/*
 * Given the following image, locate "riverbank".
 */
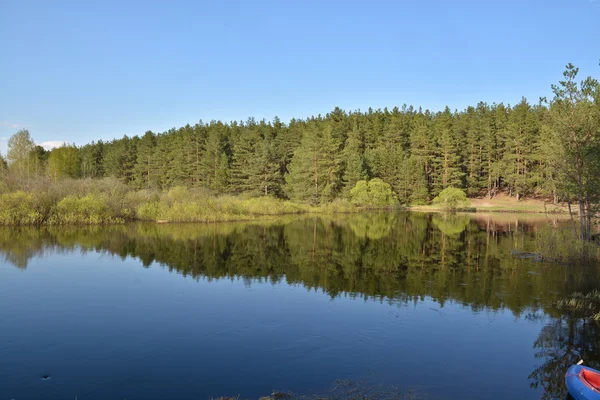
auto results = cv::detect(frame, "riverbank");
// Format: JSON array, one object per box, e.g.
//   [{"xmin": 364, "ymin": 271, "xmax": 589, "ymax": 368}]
[
  {"xmin": 0, "ymin": 187, "xmax": 369, "ymax": 226},
  {"xmin": 409, "ymin": 193, "xmax": 569, "ymax": 214},
  {"xmin": 0, "ymin": 193, "xmax": 569, "ymax": 226},
  {"xmin": 0, "ymin": 179, "xmax": 571, "ymax": 226}
]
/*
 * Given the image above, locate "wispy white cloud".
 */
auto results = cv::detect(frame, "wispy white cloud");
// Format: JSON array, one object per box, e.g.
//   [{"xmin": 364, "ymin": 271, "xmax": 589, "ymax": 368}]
[
  {"xmin": 0, "ymin": 121, "xmax": 21, "ymax": 129},
  {"xmin": 39, "ymin": 141, "xmax": 65, "ymax": 151}
]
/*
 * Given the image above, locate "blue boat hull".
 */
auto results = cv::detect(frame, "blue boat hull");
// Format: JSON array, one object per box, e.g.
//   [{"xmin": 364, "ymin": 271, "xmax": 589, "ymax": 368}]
[{"xmin": 566, "ymin": 365, "xmax": 600, "ymax": 400}]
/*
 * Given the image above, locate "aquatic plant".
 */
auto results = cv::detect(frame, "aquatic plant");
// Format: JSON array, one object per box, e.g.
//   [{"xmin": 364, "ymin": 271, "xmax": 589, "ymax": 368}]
[{"xmin": 557, "ymin": 291, "xmax": 600, "ymax": 320}]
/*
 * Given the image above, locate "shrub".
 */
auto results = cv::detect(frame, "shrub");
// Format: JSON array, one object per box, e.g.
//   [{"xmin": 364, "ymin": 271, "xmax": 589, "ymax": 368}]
[
  {"xmin": 137, "ymin": 201, "xmax": 162, "ymax": 221},
  {"xmin": 534, "ymin": 225, "xmax": 600, "ymax": 265},
  {"xmin": 51, "ymin": 194, "xmax": 118, "ymax": 224},
  {"xmin": 0, "ymin": 191, "xmax": 44, "ymax": 225},
  {"xmin": 350, "ymin": 179, "xmax": 397, "ymax": 207},
  {"xmin": 432, "ymin": 187, "xmax": 470, "ymax": 211},
  {"xmin": 322, "ymin": 198, "xmax": 356, "ymax": 213}
]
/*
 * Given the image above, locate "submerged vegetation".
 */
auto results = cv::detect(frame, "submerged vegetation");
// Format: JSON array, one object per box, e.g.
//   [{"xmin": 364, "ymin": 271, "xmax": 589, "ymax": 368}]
[
  {"xmin": 0, "ymin": 64, "xmax": 598, "ymax": 228},
  {"xmin": 557, "ymin": 291, "xmax": 600, "ymax": 320},
  {"xmin": 216, "ymin": 380, "xmax": 426, "ymax": 400},
  {"xmin": 533, "ymin": 226, "xmax": 600, "ymax": 265}
]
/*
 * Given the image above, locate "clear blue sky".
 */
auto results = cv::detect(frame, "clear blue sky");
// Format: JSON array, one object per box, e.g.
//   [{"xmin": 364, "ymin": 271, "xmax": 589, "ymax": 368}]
[{"xmin": 0, "ymin": 0, "xmax": 599, "ymax": 154}]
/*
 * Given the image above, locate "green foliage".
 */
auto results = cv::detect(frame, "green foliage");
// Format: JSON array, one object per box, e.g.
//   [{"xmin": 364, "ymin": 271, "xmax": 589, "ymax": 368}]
[
  {"xmin": 0, "ymin": 191, "xmax": 44, "ymax": 225},
  {"xmin": 51, "ymin": 194, "xmax": 118, "ymax": 224},
  {"xmin": 7, "ymin": 129, "xmax": 42, "ymax": 180},
  {"xmin": 1, "ymin": 64, "xmax": 598, "ymax": 220},
  {"xmin": 286, "ymin": 122, "xmax": 343, "ymax": 205},
  {"xmin": 148, "ymin": 191, "xmax": 311, "ymax": 223},
  {"xmin": 432, "ymin": 187, "xmax": 470, "ymax": 211},
  {"xmin": 349, "ymin": 178, "xmax": 397, "ymax": 207},
  {"xmin": 543, "ymin": 64, "xmax": 600, "ymax": 240},
  {"xmin": 47, "ymin": 144, "xmax": 80, "ymax": 180},
  {"xmin": 80, "ymin": 141, "xmax": 105, "ymax": 179},
  {"xmin": 136, "ymin": 201, "xmax": 162, "ymax": 221},
  {"xmin": 431, "ymin": 214, "xmax": 470, "ymax": 236},
  {"xmin": 533, "ymin": 225, "xmax": 600, "ymax": 265}
]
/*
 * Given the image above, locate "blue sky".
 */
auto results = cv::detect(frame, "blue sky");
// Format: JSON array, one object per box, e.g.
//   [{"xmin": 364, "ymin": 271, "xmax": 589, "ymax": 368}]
[{"xmin": 0, "ymin": 0, "xmax": 599, "ymax": 155}]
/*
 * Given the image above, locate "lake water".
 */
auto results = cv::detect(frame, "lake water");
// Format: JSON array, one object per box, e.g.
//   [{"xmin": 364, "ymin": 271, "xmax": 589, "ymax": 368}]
[{"xmin": 0, "ymin": 212, "xmax": 598, "ymax": 400}]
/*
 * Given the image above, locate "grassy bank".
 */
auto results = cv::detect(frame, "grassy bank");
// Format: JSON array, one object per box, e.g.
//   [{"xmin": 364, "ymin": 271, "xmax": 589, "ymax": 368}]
[
  {"xmin": 0, "ymin": 178, "xmax": 376, "ymax": 226},
  {"xmin": 409, "ymin": 193, "xmax": 569, "ymax": 214},
  {"xmin": 0, "ymin": 177, "xmax": 575, "ymax": 226}
]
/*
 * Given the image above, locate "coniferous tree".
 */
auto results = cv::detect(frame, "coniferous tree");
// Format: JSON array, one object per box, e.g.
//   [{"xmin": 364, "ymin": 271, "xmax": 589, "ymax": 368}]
[
  {"xmin": 286, "ymin": 121, "xmax": 342, "ymax": 204},
  {"xmin": 409, "ymin": 110, "xmax": 434, "ymax": 197},
  {"xmin": 433, "ymin": 107, "xmax": 464, "ymax": 193},
  {"xmin": 501, "ymin": 98, "xmax": 539, "ymax": 200},
  {"xmin": 542, "ymin": 64, "xmax": 600, "ymax": 240},
  {"xmin": 229, "ymin": 119, "xmax": 260, "ymax": 194},
  {"xmin": 342, "ymin": 118, "xmax": 368, "ymax": 196},
  {"xmin": 198, "ymin": 121, "xmax": 230, "ymax": 193},
  {"xmin": 102, "ymin": 136, "xmax": 136, "ymax": 184},
  {"xmin": 80, "ymin": 141, "xmax": 105, "ymax": 179},
  {"xmin": 8, "ymin": 63, "xmax": 592, "ymax": 211},
  {"xmin": 133, "ymin": 131, "xmax": 157, "ymax": 189}
]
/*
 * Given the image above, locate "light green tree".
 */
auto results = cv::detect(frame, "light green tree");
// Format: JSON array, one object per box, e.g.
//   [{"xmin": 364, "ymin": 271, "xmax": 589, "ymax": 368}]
[
  {"xmin": 349, "ymin": 178, "xmax": 397, "ymax": 207},
  {"xmin": 433, "ymin": 187, "xmax": 470, "ymax": 211},
  {"xmin": 47, "ymin": 144, "xmax": 80, "ymax": 180},
  {"xmin": 7, "ymin": 129, "xmax": 36, "ymax": 180}
]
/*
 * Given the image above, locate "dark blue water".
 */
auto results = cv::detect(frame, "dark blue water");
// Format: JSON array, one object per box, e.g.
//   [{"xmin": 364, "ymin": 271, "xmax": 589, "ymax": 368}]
[{"xmin": 0, "ymin": 214, "xmax": 596, "ymax": 400}]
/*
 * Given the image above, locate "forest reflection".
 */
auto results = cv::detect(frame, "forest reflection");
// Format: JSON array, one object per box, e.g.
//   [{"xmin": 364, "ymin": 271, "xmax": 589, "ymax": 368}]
[
  {"xmin": 0, "ymin": 213, "xmax": 593, "ymax": 309},
  {"xmin": 1, "ymin": 212, "xmax": 598, "ymax": 399}
]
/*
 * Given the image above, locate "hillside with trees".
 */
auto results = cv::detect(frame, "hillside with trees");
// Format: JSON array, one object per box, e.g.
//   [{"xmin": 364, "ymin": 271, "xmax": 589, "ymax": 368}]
[{"xmin": 0, "ymin": 64, "xmax": 599, "ymax": 233}]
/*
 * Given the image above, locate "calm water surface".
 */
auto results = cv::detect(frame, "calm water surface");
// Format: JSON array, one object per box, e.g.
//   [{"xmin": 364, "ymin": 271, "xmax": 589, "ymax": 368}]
[{"xmin": 0, "ymin": 212, "xmax": 598, "ymax": 400}]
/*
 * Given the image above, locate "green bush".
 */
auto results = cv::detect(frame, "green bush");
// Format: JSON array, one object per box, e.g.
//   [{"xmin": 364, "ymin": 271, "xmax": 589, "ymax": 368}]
[
  {"xmin": 0, "ymin": 191, "xmax": 44, "ymax": 225},
  {"xmin": 322, "ymin": 198, "xmax": 356, "ymax": 213},
  {"xmin": 432, "ymin": 187, "xmax": 470, "ymax": 211},
  {"xmin": 51, "ymin": 194, "xmax": 119, "ymax": 224},
  {"xmin": 137, "ymin": 201, "xmax": 162, "ymax": 221},
  {"xmin": 349, "ymin": 179, "xmax": 397, "ymax": 207}
]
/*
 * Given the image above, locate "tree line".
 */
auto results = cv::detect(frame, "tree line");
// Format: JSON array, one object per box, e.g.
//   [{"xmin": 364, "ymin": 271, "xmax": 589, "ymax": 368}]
[{"xmin": 2, "ymin": 64, "xmax": 599, "ymax": 235}]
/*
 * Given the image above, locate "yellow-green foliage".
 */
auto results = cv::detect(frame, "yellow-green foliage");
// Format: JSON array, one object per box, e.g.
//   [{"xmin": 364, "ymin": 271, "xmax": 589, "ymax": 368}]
[
  {"xmin": 320, "ymin": 198, "xmax": 356, "ymax": 213},
  {"xmin": 0, "ymin": 182, "xmax": 361, "ymax": 225},
  {"xmin": 432, "ymin": 187, "xmax": 470, "ymax": 211},
  {"xmin": 50, "ymin": 194, "xmax": 120, "ymax": 225},
  {"xmin": 349, "ymin": 179, "xmax": 397, "ymax": 207},
  {"xmin": 534, "ymin": 225, "xmax": 600, "ymax": 265},
  {"xmin": 0, "ymin": 191, "xmax": 44, "ymax": 225},
  {"xmin": 147, "ymin": 190, "xmax": 312, "ymax": 223},
  {"xmin": 432, "ymin": 214, "xmax": 470, "ymax": 236},
  {"xmin": 137, "ymin": 201, "xmax": 162, "ymax": 221}
]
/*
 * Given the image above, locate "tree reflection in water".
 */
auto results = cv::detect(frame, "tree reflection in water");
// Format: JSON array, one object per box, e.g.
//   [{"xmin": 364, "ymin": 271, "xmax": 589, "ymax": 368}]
[{"xmin": 0, "ymin": 212, "xmax": 598, "ymax": 399}]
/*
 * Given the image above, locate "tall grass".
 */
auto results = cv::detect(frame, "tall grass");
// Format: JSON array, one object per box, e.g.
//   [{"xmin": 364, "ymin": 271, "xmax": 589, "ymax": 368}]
[
  {"xmin": 0, "ymin": 179, "xmax": 366, "ymax": 225},
  {"xmin": 534, "ymin": 225, "xmax": 600, "ymax": 265}
]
